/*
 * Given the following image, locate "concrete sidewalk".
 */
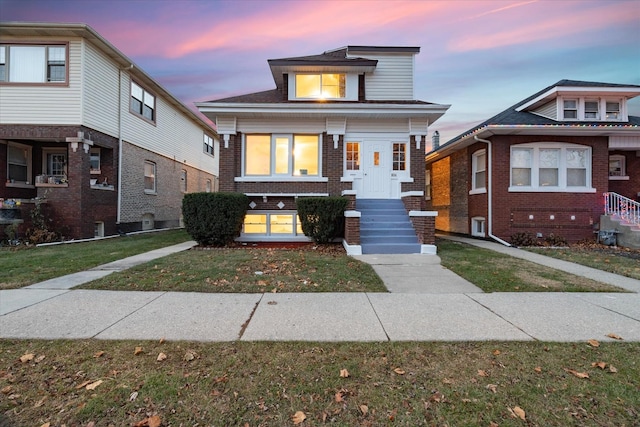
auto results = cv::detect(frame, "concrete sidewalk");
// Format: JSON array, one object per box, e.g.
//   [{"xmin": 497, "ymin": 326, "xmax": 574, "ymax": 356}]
[{"xmin": 1, "ymin": 237, "xmax": 639, "ymax": 342}]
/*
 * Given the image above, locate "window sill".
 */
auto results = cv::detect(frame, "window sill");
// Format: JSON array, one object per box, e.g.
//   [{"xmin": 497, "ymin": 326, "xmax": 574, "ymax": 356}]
[
  {"xmin": 5, "ymin": 182, "xmax": 35, "ymax": 189},
  {"xmin": 236, "ymin": 176, "xmax": 329, "ymax": 183},
  {"xmin": 91, "ymin": 184, "xmax": 115, "ymax": 191},
  {"xmin": 35, "ymin": 183, "xmax": 68, "ymax": 188},
  {"xmin": 144, "ymin": 190, "xmax": 157, "ymax": 195},
  {"xmin": 90, "ymin": 170, "xmax": 101, "ymax": 175},
  {"xmin": 609, "ymin": 176, "xmax": 629, "ymax": 181},
  {"xmin": 508, "ymin": 186, "xmax": 596, "ymax": 193},
  {"xmin": 469, "ymin": 188, "xmax": 487, "ymax": 195}
]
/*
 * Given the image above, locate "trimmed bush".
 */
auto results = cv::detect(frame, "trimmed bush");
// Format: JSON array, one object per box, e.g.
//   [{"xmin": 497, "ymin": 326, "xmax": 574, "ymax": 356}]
[
  {"xmin": 182, "ymin": 192, "xmax": 249, "ymax": 246},
  {"xmin": 296, "ymin": 196, "xmax": 348, "ymax": 244}
]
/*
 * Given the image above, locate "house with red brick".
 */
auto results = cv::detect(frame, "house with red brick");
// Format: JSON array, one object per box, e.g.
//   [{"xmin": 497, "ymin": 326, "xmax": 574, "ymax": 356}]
[
  {"xmin": 425, "ymin": 80, "xmax": 640, "ymax": 248},
  {"xmin": 0, "ymin": 22, "xmax": 219, "ymax": 241},
  {"xmin": 197, "ymin": 46, "xmax": 449, "ymax": 254}
]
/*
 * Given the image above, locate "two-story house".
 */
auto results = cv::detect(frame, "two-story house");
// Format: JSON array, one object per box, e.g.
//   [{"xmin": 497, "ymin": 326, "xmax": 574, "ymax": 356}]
[
  {"xmin": 426, "ymin": 80, "xmax": 640, "ymax": 248},
  {"xmin": 0, "ymin": 22, "xmax": 219, "ymax": 241},
  {"xmin": 197, "ymin": 46, "xmax": 449, "ymax": 254}
]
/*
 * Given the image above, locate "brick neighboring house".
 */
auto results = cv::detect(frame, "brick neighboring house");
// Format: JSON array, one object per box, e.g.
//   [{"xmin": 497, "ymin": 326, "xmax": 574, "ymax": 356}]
[
  {"xmin": 426, "ymin": 80, "xmax": 640, "ymax": 247},
  {"xmin": 196, "ymin": 46, "xmax": 449, "ymax": 254},
  {"xmin": 0, "ymin": 22, "xmax": 219, "ymax": 240}
]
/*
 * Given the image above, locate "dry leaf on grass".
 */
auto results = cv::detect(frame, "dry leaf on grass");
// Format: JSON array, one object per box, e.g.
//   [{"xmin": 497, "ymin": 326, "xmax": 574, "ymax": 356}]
[
  {"xmin": 75, "ymin": 380, "xmax": 92, "ymax": 390},
  {"xmin": 85, "ymin": 380, "xmax": 103, "ymax": 390},
  {"xmin": 564, "ymin": 368, "xmax": 589, "ymax": 379},
  {"xmin": 606, "ymin": 333, "xmax": 623, "ymax": 340},
  {"xmin": 339, "ymin": 368, "xmax": 350, "ymax": 378},
  {"xmin": 134, "ymin": 346, "xmax": 143, "ymax": 355},
  {"xmin": 393, "ymin": 368, "xmax": 405, "ymax": 375},
  {"xmin": 486, "ymin": 384, "xmax": 498, "ymax": 393},
  {"xmin": 477, "ymin": 369, "xmax": 489, "ymax": 377},
  {"xmin": 359, "ymin": 404, "xmax": 369, "ymax": 415},
  {"xmin": 93, "ymin": 351, "xmax": 104, "ymax": 358},
  {"xmin": 19, "ymin": 353, "xmax": 34, "ymax": 363},
  {"xmin": 134, "ymin": 415, "xmax": 161, "ymax": 427},
  {"xmin": 592, "ymin": 361, "xmax": 607, "ymax": 370},
  {"xmin": 292, "ymin": 411, "xmax": 306, "ymax": 424},
  {"xmin": 587, "ymin": 339, "xmax": 600, "ymax": 347},
  {"xmin": 534, "ymin": 366, "xmax": 542, "ymax": 373},
  {"xmin": 493, "ymin": 349, "xmax": 501, "ymax": 356},
  {"xmin": 157, "ymin": 352, "xmax": 167, "ymax": 362},
  {"xmin": 609, "ymin": 365, "xmax": 618, "ymax": 373},
  {"xmin": 39, "ymin": 423, "xmax": 50, "ymax": 427},
  {"xmin": 1, "ymin": 386, "xmax": 12, "ymax": 395},
  {"xmin": 511, "ymin": 406, "xmax": 526, "ymax": 420}
]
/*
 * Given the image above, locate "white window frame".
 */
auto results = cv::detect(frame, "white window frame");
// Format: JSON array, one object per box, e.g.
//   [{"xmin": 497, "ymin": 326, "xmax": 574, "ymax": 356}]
[
  {"xmin": 559, "ymin": 97, "xmax": 625, "ymax": 121},
  {"xmin": 471, "ymin": 217, "xmax": 486, "ymax": 237},
  {"xmin": 392, "ymin": 143, "xmax": 407, "ymax": 171},
  {"xmin": 94, "ymin": 221, "xmax": 105, "ymax": 238},
  {"xmin": 6, "ymin": 141, "xmax": 32, "ymax": 185},
  {"xmin": 130, "ymin": 81, "xmax": 156, "ymax": 122},
  {"xmin": 0, "ymin": 44, "xmax": 67, "ymax": 84},
  {"xmin": 509, "ymin": 143, "xmax": 595, "ymax": 193},
  {"xmin": 144, "ymin": 160, "xmax": 157, "ymax": 194},
  {"xmin": 204, "ymin": 133, "xmax": 214, "ymax": 156},
  {"xmin": 42, "ymin": 147, "xmax": 67, "ymax": 179},
  {"xmin": 205, "ymin": 179, "xmax": 212, "ymax": 192},
  {"xmin": 470, "ymin": 149, "xmax": 487, "ymax": 194},
  {"xmin": 239, "ymin": 133, "xmax": 325, "ymax": 182},
  {"xmin": 294, "ymin": 73, "xmax": 346, "ymax": 100},
  {"xmin": 609, "ymin": 154, "xmax": 628, "ymax": 180},
  {"xmin": 345, "ymin": 141, "xmax": 360, "ymax": 171},
  {"xmin": 241, "ymin": 211, "xmax": 307, "ymax": 240}
]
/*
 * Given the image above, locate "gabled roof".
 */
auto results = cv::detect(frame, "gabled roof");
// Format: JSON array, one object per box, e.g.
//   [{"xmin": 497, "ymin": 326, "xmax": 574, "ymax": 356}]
[
  {"xmin": 428, "ymin": 80, "xmax": 640, "ymax": 159},
  {"xmin": 0, "ymin": 21, "xmax": 217, "ymax": 136}
]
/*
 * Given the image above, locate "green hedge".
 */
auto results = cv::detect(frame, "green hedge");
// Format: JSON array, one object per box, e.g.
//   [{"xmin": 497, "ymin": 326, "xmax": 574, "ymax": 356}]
[
  {"xmin": 182, "ymin": 192, "xmax": 249, "ymax": 246},
  {"xmin": 296, "ymin": 196, "xmax": 348, "ymax": 244}
]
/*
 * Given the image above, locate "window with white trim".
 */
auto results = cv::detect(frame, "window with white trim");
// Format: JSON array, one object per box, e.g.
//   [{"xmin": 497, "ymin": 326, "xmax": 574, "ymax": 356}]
[
  {"xmin": 244, "ymin": 134, "xmax": 320, "ymax": 177},
  {"xmin": 584, "ymin": 100, "xmax": 599, "ymax": 119},
  {"xmin": 563, "ymin": 99, "xmax": 578, "ymax": 119},
  {"xmin": 0, "ymin": 44, "xmax": 67, "ymax": 83},
  {"xmin": 7, "ymin": 142, "xmax": 32, "ymax": 184},
  {"xmin": 609, "ymin": 155, "xmax": 626, "ymax": 178},
  {"xmin": 346, "ymin": 142, "xmax": 360, "ymax": 170},
  {"xmin": 471, "ymin": 149, "xmax": 486, "ymax": 193},
  {"xmin": 204, "ymin": 133, "xmax": 214, "ymax": 156},
  {"xmin": 510, "ymin": 143, "xmax": 592, "ymax": 192},
  {"xmin": 559, "ymin": 97, "xmax": 625, "ymax": 121},
  {"xmin": 392, "ymin": 143, "xmax": 406, "ymax": 171},
  {"xmin": 605, "ymin": 102, "xmax": 620, "ymax": 120},
  {"xmin": 205, "ymin": 179, "xmax": 212, "ymax": 192},
  {"xmin": 90, "ymin": 147, "xmax": 101, "ymax": 174},
  {"xmin": 131, "ymin": 81, "xmax": 155, "ymax": 122},
  {"xmin": 242, "ymin": 212, "xmax": 304, "ymax": 236},
  {"xmin": 144, "ymin": 161, "xmax": 156, "ymax": 193},
  {"xmin": 295, "ymin": 73, "xmax": 345, "ymax": 99},
  {"xmin": 471, "ymin": 217, "xmax": 486, "ymax": 237},
  {"xmin": 425, "ymin": 169, "xmax": 431, "ymax": 200}
]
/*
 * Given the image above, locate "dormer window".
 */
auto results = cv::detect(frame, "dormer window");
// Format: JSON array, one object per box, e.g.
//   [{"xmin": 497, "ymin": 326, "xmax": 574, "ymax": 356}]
[
  {"xmin": 606, "ymin": 102, "xmax": 620, "ymax": 120},
  {"xmin": 559, "ymin": 98, "xmax": 625, "ymax": 121},
  {"xmin": 295, "ymin": 74, "xmax": 345, "ymax": 99},
  {"xmin": 563, "ymin": 100, "xmax": 578, "ymax": 119},
  {"xmin": 584, "ymin": 100, "xmax": 599, "ymax": 119}
]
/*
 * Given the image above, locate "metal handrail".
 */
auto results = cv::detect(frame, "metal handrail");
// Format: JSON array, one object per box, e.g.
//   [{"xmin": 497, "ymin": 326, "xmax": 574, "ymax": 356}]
[{"xmin": 603, "ymin": 192, "xmax": 640, "ymax": 227}]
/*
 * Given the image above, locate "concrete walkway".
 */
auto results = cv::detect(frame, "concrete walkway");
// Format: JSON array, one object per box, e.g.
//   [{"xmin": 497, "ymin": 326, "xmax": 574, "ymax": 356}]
[{"xmin": 1, "ymin": 238, "xmax": 639, "ymax": 342}]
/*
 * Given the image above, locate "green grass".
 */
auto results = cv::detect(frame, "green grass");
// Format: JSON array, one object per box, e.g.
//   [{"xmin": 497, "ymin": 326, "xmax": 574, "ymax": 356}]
[
  {"xmin": 1, "ymin": 340, "xmax": 638, "ymax": 426},
  {"xmin": 436, "ymin": 238, "xmax": 624, "ymax": 293},
  {"xmin": 81, "ymin": 246, "xmax": 387, "ymax": 293},
  {"xmin": 0, "ymin": 229, "xmax": 190, "ymax": 289},
  {"xmin": 526, "ymin": 246, "xmax": 640, "ymax": 280}
]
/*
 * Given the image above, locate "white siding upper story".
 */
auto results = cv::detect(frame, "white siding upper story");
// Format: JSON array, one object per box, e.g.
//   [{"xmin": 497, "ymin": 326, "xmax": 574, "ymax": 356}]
[
  {"xmin": 82, "ymin": 40, "xmax": 120, "ymax": 136},
  {"xmin": 0, "ymin": 37, "xmax": 83, "ymax": 124},
  {"xmin": 532, "ymin": 100, "xmax": 558, "ymax": 120},
  {"xmin": 347, "ymin": 51, "xmax": 415, "ymax": 101}
]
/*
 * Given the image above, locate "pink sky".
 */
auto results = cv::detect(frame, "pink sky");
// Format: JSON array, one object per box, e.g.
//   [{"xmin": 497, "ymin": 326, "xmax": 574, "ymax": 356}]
[{"xmin": 2, "ymin": 0, "xmax": 639, "ymax": 143}]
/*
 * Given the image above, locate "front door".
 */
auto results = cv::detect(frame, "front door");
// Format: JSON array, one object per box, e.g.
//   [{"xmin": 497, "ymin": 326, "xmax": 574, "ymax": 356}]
[{"xmin": 361, "ymin": 141, "xmax": 391, "ymax": 198}]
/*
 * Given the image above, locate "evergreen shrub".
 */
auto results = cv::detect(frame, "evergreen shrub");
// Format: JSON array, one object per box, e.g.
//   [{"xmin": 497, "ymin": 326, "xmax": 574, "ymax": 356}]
[
  {"xmin": 182, "ymin": 192, "xmax": 249, "ymax": 246},
  {"xmin": 296, "ymin": 196, "xmax": 348, "ymax": 244}
]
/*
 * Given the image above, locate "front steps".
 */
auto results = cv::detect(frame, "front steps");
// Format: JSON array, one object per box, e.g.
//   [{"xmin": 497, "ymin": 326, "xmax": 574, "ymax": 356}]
[
  {"xmin": 600, "ymin": 215, "xmax": 640, "ymax": 249},
  {"xmin": 358, "ymin": 199, "xmax": 421, "ymax": 254}
]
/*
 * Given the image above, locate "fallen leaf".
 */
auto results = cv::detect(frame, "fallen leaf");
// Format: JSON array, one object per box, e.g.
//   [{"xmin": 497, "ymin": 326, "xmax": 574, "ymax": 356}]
[
  {"xmin": 429, "ymin": 392, "xmax": 445, "ymax": 403},
  {"xmin": 75, "ymin": 380, "xmax": 92, "ymax": 389},
  {"xmin": 359, "ymin": 404, "xmax": 369, "ymax": 415},
  {"xmin": 442, "ymin": 378, "xmax": 454, "ymax": 384},
  {"xmin": 35, "ymin": 354, "xmax": 46, "ymax": 363},
  {"xmin": 565, "ymin": 368, "xmax": 589, "ymax": 379},
  {"xmin": 1, "ymin": 386, "xmax": 12, "ymax": 395},
  {"xmin": 478, "ymin": 369, "xmax": 489, "ymax": 377},
  {"xmin": 393, "ymin": 368, "xmax": 405, "ymax": 375},
  {"xmin": 340, "ymin": 368, "xmax": 350, "ymax": 378},
  {"xmin": 512, "ymin": 406, "xmax": 526, "ymax": 420},
  {"xmin": 292, "ymin": 411, "xmax": 306, "ymax": 425},
  {"xmin": 184, "ymin": 351, "xmax": 195, "ymax": 361},
  {"xmin": 86, "ymin": 380, "xmax": 103, "ymax": 390},
  {"xmin": 606, "ymin": 333, "xmax": 623, "ymax": 340},
  {"xmin": 592, "ymin": 361, "xmax": 607, "ymax": 370},
  {"xmin": 489, "ymin": 422, "xmax": 499, "ymax": 427},
  {"xmin": 609, "ymin": 365, "xmax": 618, "ymax": 373},
  {"xmin": 129, "ymin": 391, "xmax": 138, "ymax": 402},
  {"xmin": 587, "ymin": 339, "xmax": 600, "ymax": 348},
  {"xmin": 335, "ymin": 391, "xmax": 344, "ymax": 402},
  {"xmin": 20, "ymin": 353, "xmax": 34, "ymax": 363},
  {"xmin": 157, "ymin": 352, "xmax": 167, "ymax": 362},
  {"xmin": 486, "ymin": 384, "xmax": 498, "ymax": 393},
  {"xmin": 148, "ymin": 415, "xmax": 161, "ymax": 427},
  {"xmin": 534, "ymin": 367, "xmax": 542, "ymax": 373},
  {"xmin": 493, "ymin": 349, "xmax": 501, "ymax": 356},
  {"xmin": 159, "ymin": 337, "xmax": 165, "ymax": 344},
  {"xmin": 33, "ymin": 397, "xmax": 46, "ymax": 408},
  {"xmin": 93, "ymin": 351, "xmax": 104, "ymax": 358},
  {"xmin": 39, "ymin": 423, "xmax": 50, "ymax": 427},
  {"xmin": 134, "ymin": 347, "xmax": 143, "ymax": 355}
]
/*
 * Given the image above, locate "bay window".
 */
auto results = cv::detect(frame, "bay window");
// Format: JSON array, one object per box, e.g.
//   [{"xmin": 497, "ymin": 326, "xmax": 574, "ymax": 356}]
[
  {"xmin": 510, "ymin": 143, "xmax": 592, "ymax": 192},
  {"xmin": 244, "ymin": 134, "xmax": 320, "ymax": 177}
]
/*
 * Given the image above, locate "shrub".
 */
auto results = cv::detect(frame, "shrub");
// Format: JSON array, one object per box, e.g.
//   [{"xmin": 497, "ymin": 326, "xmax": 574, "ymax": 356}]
[
  {"xmin": 509, "ymin": 232, "xmax": 539, "ymax": 247},
  {"xmin": 182, "ymin": 192, "xmax": 249, "ymax": 246},
  {"xmin": 296, "ymin": 196, "xmax": 348, "ymax": 244},
  {"xmin": 544, "ymin": 233, "xmax": 568, "ymax": 247}
]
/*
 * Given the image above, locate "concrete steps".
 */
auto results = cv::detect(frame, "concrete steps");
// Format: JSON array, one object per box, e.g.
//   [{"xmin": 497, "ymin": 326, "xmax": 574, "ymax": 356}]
[
  {"xmin": 357, "ymin": 199, "xmax": 421, "ymax": 254},
  {"xmin": 600, "ymin": 215, "xmax": 640, "ymax": 249}
]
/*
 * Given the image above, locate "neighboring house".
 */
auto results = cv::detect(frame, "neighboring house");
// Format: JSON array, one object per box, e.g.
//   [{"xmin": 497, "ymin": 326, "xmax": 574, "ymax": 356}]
[
  {"xmin": 196, "ymin": 46, "xmax": 449, "ymax": 254},
  {"xmin": 426, "ymin": 80, "xmax": 640, "ymax": 248},
  {"xmin": 0, "ymin": 22, "xmax": 219, "ymax": 240}
]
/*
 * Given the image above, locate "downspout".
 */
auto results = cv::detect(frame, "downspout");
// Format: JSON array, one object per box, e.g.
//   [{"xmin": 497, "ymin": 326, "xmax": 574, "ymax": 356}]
[
  {"xmin": 116, "ymin": 64, "xmax": 133, "ymax": 225},
  {"xmin": 474, "ymin": 135, "xmax": 511, "ymax": 246}
]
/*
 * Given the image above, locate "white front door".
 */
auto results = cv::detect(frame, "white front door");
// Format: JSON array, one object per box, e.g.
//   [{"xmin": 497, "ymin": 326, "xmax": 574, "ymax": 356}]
[{"xmin": 361, "ymin": 141, "xmax": 391, "ymax": 198}]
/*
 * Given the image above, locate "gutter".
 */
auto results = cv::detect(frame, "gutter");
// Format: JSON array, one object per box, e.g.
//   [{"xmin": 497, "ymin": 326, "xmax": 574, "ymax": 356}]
[{"xmin": 473, "ymin": 135, "xmax": 511, "ymax": 247}]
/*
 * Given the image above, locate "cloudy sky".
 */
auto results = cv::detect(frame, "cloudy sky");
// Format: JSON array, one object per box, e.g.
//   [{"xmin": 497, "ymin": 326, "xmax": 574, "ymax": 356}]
[{"xmin": 2, "ymin": 0, "xmax": 639, "ymax": 143}]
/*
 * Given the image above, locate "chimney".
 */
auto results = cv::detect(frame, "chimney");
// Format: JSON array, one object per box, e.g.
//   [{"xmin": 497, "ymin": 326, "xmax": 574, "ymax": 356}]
[{"xmin": 431, "ymin": 131, "xmax": 440, "ymax": 150}]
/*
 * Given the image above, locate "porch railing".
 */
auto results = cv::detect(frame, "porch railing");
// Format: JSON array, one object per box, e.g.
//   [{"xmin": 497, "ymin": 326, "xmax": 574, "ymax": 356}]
[{"xmin": 603, "ymin": 192, "xmax": 640, "ymax": 227}]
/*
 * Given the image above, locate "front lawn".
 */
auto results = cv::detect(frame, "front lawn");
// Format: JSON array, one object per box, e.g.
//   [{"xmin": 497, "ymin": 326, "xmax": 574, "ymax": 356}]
[{"xmin": 1, "ymin": 340, "xmax": 637, "ymax": 426}]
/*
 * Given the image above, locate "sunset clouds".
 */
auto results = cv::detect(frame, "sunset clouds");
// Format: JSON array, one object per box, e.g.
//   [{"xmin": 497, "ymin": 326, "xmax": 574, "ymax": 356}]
[{"xmin": 2, "ymin": 0, "xmax": 639, "ymax": 142}]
